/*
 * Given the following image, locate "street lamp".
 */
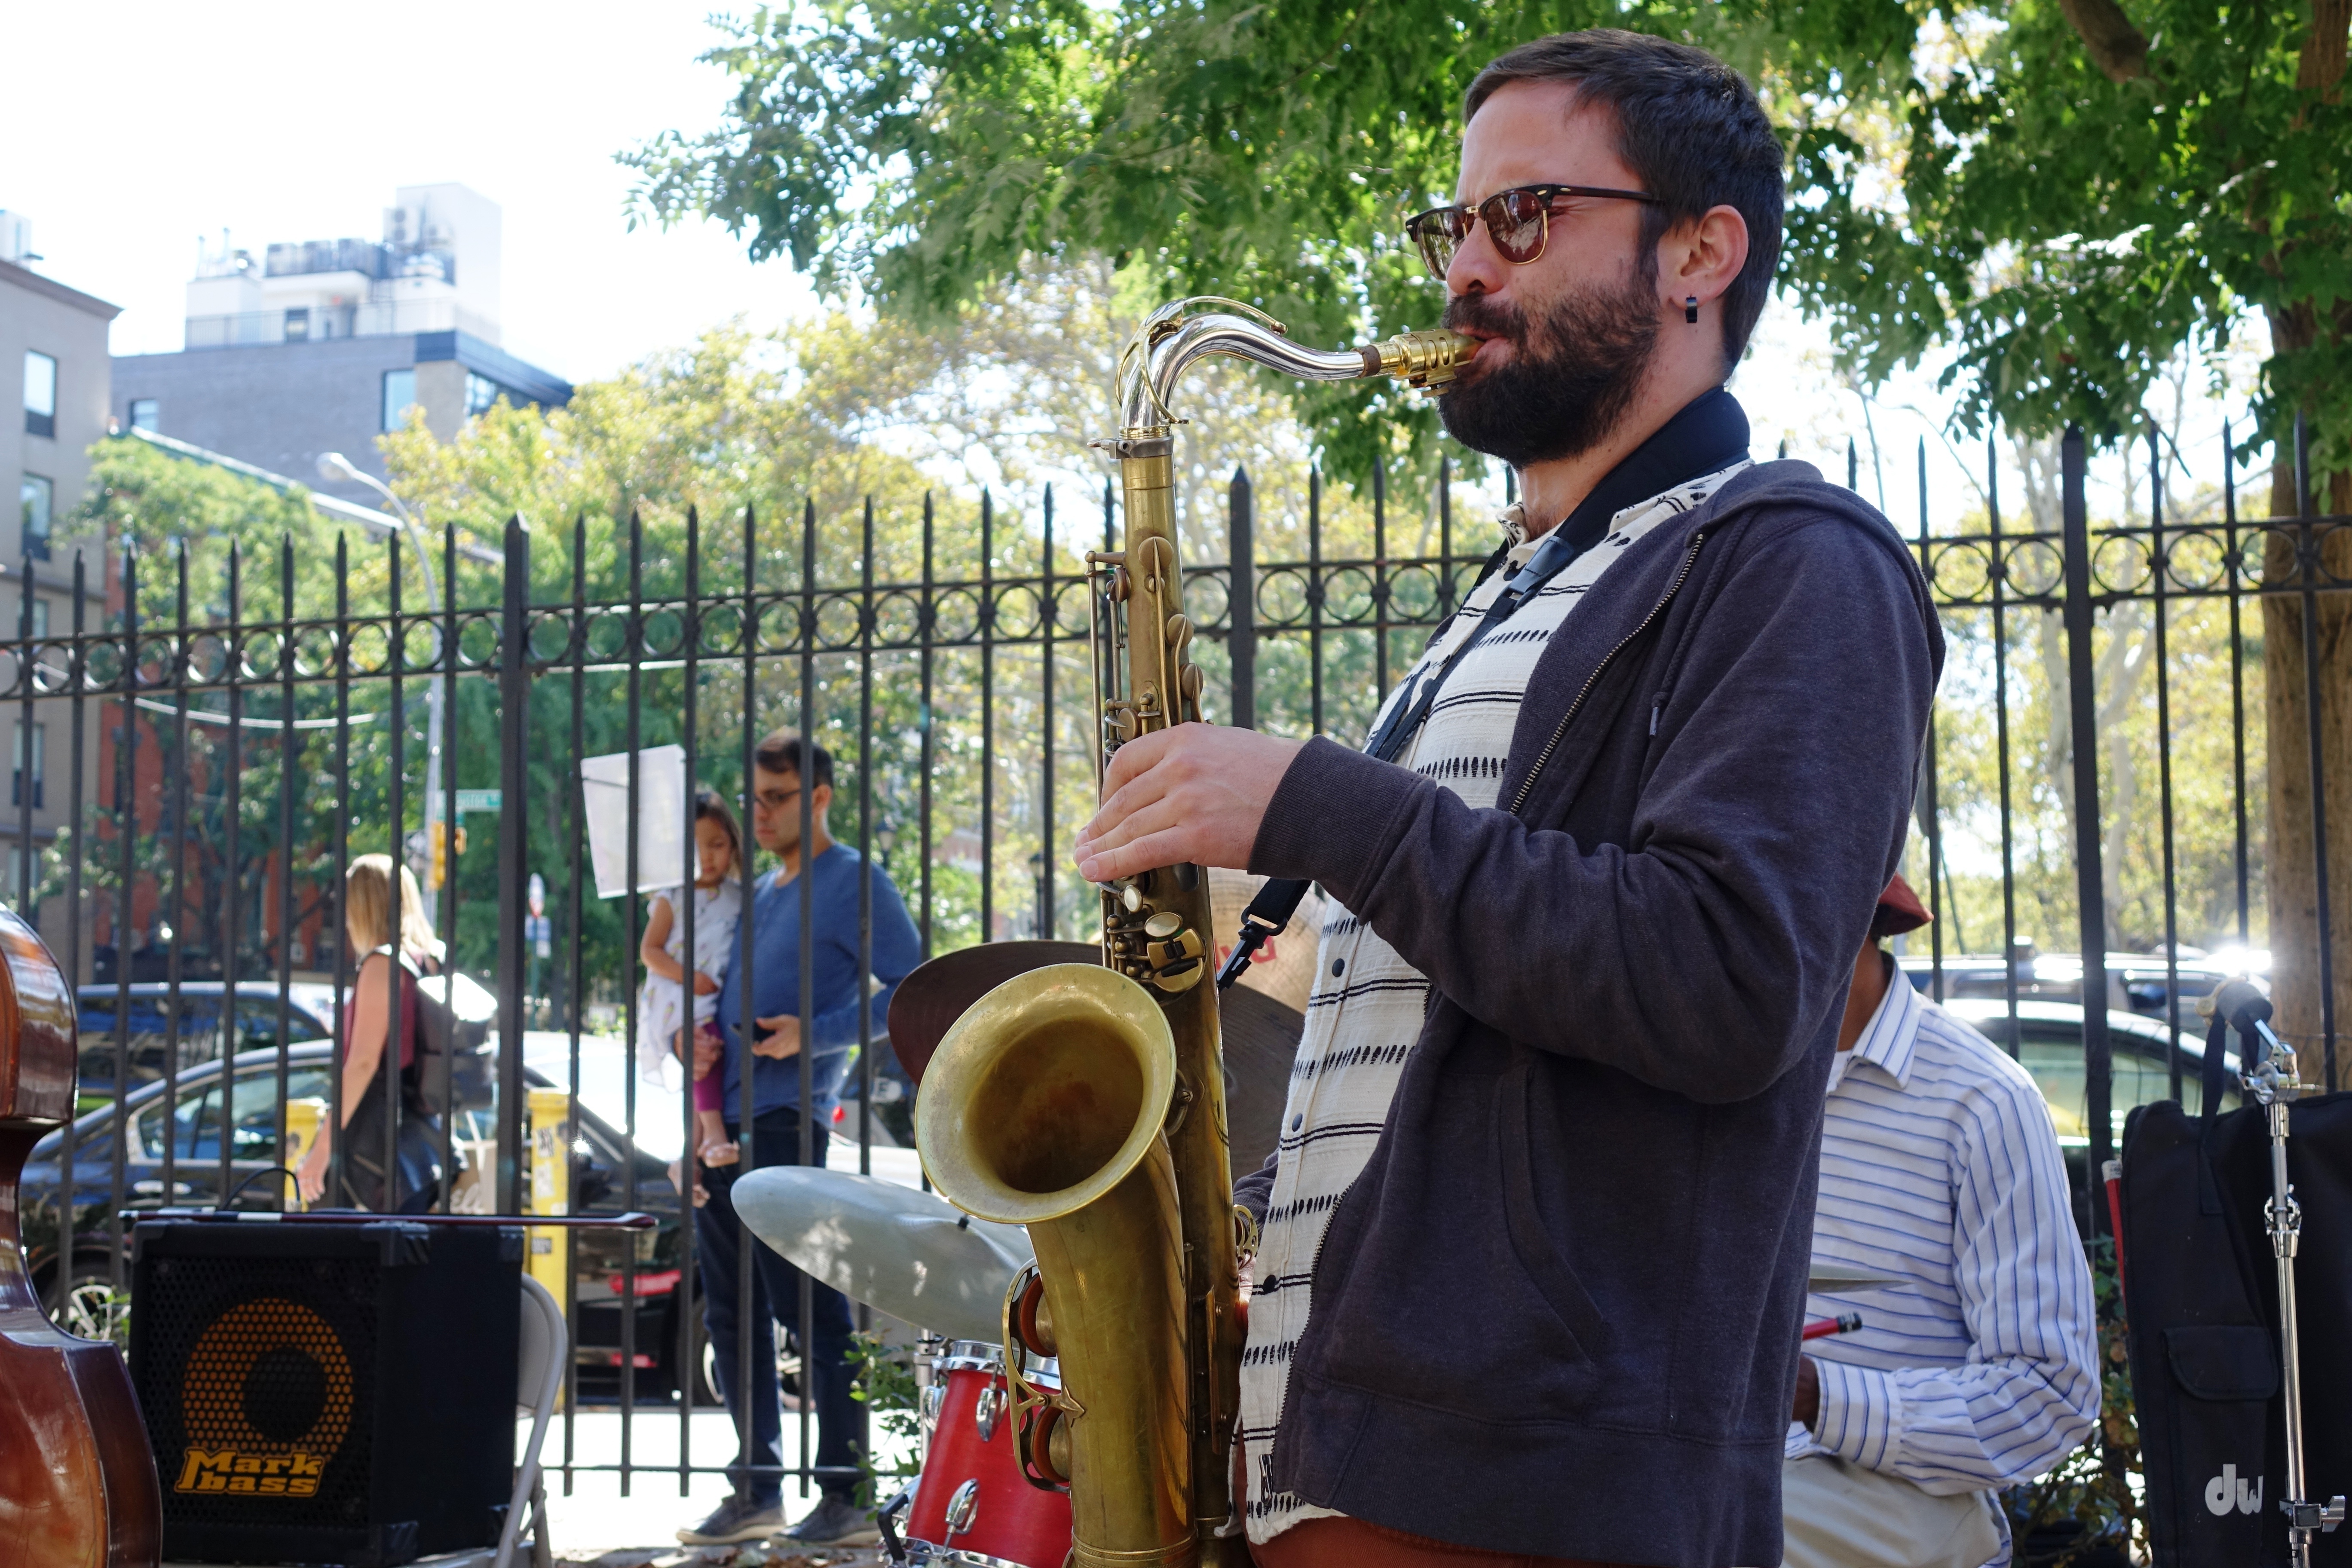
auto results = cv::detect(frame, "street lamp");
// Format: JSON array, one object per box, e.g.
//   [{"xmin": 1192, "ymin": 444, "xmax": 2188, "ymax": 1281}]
[{"xmin": 318, "ymin": 451, "xmax": 445, "ymax": 885}]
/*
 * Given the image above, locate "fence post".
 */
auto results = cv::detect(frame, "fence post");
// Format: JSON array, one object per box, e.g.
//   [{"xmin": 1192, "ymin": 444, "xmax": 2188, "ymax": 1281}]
[
  {"xmin": 1229, "ymin": 467, "xmax": 1255, "ymax": 730},
  {"xmin": 496, "ymin": 514, "xmax": 531, "ymax": 1213},
  {"xmin": 2059, "ymin": 426, "xmax": 2112, "ymax": 1234}
]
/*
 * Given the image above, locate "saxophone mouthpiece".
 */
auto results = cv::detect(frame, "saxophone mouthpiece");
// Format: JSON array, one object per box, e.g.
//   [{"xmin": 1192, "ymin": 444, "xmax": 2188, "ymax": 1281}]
[{"xmin": 1362, "ymin": 328, "xmax": 1481, "ymax": 394}]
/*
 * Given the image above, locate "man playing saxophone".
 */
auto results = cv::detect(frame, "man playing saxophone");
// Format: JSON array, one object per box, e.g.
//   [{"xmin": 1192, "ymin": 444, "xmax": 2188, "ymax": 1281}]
[{"xmin": 1073, "ymin": 29, "xmax": 1943, "ymax": 1568}]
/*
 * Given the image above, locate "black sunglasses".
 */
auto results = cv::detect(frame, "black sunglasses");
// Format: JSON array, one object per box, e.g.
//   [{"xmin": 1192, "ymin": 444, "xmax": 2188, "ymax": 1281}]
[{"xmin": 1405, "ymin": 184, "xmax": 1659, "ymax": 280}]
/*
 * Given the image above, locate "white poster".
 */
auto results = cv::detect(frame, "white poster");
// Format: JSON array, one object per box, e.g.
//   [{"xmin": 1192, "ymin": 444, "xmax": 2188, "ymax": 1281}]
[{"xmin": 579, "ymin": 744, "xmax": 691, "ymax": 899}]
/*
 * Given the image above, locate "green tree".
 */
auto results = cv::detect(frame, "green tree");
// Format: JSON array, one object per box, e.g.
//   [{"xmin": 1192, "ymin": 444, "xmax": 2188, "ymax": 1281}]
[
  {"xmin": 625, "ymin": 0, "xmax": 2352, "ymax": 1076},
  {"xmin": 49, "ymin": 435, "xmax": 412, "ymax": 989}
]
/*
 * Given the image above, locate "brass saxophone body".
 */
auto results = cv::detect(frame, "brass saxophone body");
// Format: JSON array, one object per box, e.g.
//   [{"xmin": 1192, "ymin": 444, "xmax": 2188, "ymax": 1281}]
[{"xmin": 916, "ymin": 300, "xmax": 1476, "ymax": 1568}]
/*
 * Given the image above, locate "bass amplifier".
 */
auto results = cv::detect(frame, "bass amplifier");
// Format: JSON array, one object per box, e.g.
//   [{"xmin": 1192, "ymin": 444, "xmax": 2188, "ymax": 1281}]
[{"xmin": 130, "ymin": 1217, "xmax": 522, "ymax": 1568}]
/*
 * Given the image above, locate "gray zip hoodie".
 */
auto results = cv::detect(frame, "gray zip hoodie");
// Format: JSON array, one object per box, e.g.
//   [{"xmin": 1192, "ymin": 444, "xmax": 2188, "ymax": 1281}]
[{"xmin": 1238, "ymin": 458, "xmax": 1945, "ymax": 1566}]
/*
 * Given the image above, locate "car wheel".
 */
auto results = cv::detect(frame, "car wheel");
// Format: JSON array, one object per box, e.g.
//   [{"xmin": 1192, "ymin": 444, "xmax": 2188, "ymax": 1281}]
[
  {"xmin": 680, "ymin": 1296, "xmax": 805, "ymax": 1410},
  {"xmin": 51, "ymin": 1260, "xmax": 130, "ymax": 1347}
]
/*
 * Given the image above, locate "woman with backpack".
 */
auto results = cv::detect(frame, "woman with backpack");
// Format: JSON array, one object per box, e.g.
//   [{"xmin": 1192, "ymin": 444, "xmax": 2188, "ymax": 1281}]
[{"xmin": 295, "ymin": 853, "xmax": 444, "ymax": 1211}]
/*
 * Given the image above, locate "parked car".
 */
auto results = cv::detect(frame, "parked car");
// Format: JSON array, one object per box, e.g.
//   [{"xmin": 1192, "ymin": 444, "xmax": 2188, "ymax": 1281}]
[
  {"xmin": 1934, "ymin": 995, "xmax": 2239, "ymax": 1216},
  {"xmin": 1899, "ymin": 946, "xmax": 2267, "ymax": 1032},
  {"xmin": 14, "ymin": 1038, "xmax": 730, "ymax": 1406},
  {"xmin": 71, "ymin": 981, "xmax": 342, "ymax": 1110}
]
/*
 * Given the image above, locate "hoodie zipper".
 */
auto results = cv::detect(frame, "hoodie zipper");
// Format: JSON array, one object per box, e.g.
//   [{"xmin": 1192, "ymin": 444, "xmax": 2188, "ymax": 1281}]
[{"xmin": 1505, "ymin": 530, "xmax": 1708, "ymax": 816}]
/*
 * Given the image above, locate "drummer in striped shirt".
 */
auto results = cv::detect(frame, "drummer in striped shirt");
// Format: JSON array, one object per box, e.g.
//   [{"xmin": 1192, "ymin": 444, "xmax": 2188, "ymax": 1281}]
[{"xmin": 1785, "ymin": 877, "xmax": 2100, "ymax": 1568}]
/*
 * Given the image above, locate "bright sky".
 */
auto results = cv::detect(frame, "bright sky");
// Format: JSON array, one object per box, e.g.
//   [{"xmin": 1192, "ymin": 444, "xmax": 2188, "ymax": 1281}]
[
  {"xmin": 1, "ymin": 1, "xmax": 2260, "ymax": 520},
  {"xmin": 0, "ymin": 1, "xmax": 813, "ymax": 385}
]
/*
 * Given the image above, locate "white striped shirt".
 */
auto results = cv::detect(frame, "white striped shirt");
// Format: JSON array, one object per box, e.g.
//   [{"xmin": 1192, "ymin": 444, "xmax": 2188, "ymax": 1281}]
[
  {"xmin": 1793, "ymin": 959, "xmax": 2101, "ymax": 1568},
  {"xmin": 1240, "ymin": 464, "xmax": 1748, "ymax": 1543}
]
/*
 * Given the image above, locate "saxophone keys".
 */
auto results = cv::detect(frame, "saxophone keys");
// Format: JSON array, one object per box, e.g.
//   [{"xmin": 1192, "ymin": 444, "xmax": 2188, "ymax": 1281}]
[
  {"xmin": 1147, "ymin": 931, "xmax": 1203, "ymax": 969},
  {"xmin": 1146, "ymin": 956, "xmax": 1205, "ymax": 993},
  {"xmin": 1142, "ymin": 911, "xmax": 1184, "ymax": 939}
]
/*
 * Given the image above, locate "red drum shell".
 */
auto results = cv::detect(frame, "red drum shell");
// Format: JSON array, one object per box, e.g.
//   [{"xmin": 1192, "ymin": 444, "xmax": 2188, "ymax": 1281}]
[{"xmin": 906, "ymin": 1349, "xmax": 1071, "ymax": 1568}]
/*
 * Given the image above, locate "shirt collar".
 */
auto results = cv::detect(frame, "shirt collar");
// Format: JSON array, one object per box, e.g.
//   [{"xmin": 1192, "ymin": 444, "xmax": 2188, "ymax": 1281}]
[
  {"xmin": 1491, "ymin": 386, "xmax": 1751, "ymax": 557},
  {"xmin": 1831, "ymin": 952, "xmax": 1923, "ymax": 1093}
]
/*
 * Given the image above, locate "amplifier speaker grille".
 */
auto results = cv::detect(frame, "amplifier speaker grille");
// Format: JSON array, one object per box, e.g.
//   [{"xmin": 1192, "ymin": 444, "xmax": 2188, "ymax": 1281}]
[{"xmin": 132, "ymin": 1220, "xmax": 520, "ymax": 1568}]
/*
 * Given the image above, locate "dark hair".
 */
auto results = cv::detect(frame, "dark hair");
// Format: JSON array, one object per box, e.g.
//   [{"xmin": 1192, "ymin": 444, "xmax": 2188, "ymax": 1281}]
[
  {"xmin": 694, "ymin": 787, "xmax": 745, "ymax": 877},
  {"xmin": 1463, "ymin": 29, "xmax": 1784, "ymax": 373},
  {"xmin": 753, "ymin": 729, "xmax": 835, "ymax": 792}
]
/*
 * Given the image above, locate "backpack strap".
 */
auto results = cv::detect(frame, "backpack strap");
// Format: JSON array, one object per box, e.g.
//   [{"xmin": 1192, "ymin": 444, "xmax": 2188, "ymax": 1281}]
[{"xmin": 2196, "ymin": 980, "xmax": 2268, "ymax": 1215}]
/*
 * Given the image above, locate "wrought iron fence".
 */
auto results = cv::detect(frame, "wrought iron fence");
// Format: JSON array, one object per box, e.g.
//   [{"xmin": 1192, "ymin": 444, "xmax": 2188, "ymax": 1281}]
[{"xmin": 5, "ymin": 417, "xmax": 2346, "ymax": 1499}]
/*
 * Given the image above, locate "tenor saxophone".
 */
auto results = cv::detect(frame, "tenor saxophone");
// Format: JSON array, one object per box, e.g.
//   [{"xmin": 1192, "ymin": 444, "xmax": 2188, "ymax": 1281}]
[{"xmin": 917, "ymin": 300, "xmax": 1476, "ymax": 1568}]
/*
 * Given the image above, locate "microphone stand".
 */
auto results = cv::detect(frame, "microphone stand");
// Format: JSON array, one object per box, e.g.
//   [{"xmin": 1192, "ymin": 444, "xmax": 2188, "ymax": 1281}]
[{"xmin": 2219, "ymin": 987, "xmax": 2346, "ymax": 1565}]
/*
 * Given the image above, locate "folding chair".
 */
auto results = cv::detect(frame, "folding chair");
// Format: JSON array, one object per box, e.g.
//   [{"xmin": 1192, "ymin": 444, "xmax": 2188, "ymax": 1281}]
[{"xmin": 495, "ymin": 1273, "xmax": 567, "ymax": 1568}]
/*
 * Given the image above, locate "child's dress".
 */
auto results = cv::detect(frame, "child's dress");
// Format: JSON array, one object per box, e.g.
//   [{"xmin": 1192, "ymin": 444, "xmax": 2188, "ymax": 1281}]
[{"xmin": 636, "ymin": 879, "xmax": 744, "ymax": 1086}]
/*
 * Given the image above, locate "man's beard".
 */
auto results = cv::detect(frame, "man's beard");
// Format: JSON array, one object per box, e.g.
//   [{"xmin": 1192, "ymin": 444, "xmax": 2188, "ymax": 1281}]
[{"xmin": 1437, "ymin": 272, "xmax": 1659, "ymax": 471}]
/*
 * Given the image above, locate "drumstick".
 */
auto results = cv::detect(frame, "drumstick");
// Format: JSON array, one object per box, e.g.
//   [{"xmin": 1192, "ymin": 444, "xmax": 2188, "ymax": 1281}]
[{"xmin": 1801, "ymin": 1313, "xmax": 1862, "ymax": 1341}]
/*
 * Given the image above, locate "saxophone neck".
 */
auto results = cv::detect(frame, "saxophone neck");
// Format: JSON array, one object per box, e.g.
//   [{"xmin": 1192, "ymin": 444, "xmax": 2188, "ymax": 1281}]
[{"xmin": 1112, "ymin": 297, "xmax": 1477, "ymax": 441}]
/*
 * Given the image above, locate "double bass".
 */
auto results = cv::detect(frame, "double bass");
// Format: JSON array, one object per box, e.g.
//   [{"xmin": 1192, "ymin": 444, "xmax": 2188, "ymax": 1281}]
[{"xmin": 0, "ymin": 904, "xmax": 161, "ymax": 1566}]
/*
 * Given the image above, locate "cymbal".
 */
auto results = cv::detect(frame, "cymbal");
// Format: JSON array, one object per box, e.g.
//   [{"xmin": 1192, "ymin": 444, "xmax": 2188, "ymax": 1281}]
[
  {"xmin": 730, "ymin": 1167, "xmax": 1034, "ymax": 1343},
  {"xmin": 1807, "ymin": 1262, "xmax": 1903, "ymax": 1293},
  {"xmin": 888, "ymin": 941, "xmax": 1099, "ymax": 1088},
  {"xmin": 887, "ymin": 938, "xmax": 1305, "ymax": 1181}
]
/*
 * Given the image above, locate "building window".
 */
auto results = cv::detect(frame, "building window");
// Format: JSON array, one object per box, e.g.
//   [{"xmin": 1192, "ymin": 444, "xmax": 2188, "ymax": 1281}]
[
  {"xmin": 13, "ymin": 721, "xmax": 44, "ymax": 810},
  {"xmin": 381, "ymin": 368, "xmax": 417, "ymax": 434},
  {"xmin": 283, "ymin": 307, "xmax": 310, "ymax": 342},
  {"xmin": 128, "ymin": 398, "xmax": 159, "ymax": 432},
  {"xmin": 19, "ymin": 475, "xmax": 52, "ymax": 561},
  {"xmin": 23, "ymin": 350, "xmax": 56, "ymax": 439},
  {"xmin": 18, "ymin": 600, "xmax": 48, "ymax": 639},
  {"xmin": 464, "ymin": 372, "xmax": 503, "ymax": 418}
]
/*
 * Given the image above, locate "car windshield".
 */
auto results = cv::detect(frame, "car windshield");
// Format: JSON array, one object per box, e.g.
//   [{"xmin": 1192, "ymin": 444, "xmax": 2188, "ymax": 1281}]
[
  {"xmin": 1990, "ymin": 1026, "xmax": 2238, "ymax": 1146},
  {"xmin": 126, "ymin": 1064, "xmax": 337, "ymax": 1164},
  {"xmin": 75, "ymin": 993, "xmax": 332, "ymax": 1106}
]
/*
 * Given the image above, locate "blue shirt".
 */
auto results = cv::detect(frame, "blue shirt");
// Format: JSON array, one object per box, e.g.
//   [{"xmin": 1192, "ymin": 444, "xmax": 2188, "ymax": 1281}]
[
  {"xmin": 714, "ymin": 844, "xmax": 922, "ymax": 1122},
  {"xmin": 1792, "ymin": 958, "xmax": 2100, "ymax": 1567}
]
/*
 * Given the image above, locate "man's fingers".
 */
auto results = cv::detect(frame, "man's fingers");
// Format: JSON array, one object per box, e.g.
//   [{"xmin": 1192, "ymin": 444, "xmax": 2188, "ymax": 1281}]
[
  {"xmin": 1073, "ymin": 794, "xmax": 1185, "ymax": 873},
  {"xmin": 1078, "ymin": 825, "xmax": 1199, "ymax": 885},
  {"xmin": 1099, "ymin": 724, "xmax": 1179, "ymax": 797},
  {"xmin": 1081, "ymin": 753, "xmax": 1178, "ymax": 845}
]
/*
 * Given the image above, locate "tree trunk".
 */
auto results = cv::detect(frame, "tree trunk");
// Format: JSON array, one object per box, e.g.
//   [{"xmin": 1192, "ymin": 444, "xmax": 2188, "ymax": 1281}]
[{"xmin": 2262, "ymin": 312, "xmax": 2352, "ymax": 1087}]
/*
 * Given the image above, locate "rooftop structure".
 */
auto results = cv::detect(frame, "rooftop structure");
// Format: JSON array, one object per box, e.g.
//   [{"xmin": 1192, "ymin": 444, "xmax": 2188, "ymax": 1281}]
[
  {"xmin": 184, "ymin": 183, "xmax": 503, "ymax": 350},
  {"xmin": 114, "ymin": 184, "xmax": 569, "ymax": 508}
]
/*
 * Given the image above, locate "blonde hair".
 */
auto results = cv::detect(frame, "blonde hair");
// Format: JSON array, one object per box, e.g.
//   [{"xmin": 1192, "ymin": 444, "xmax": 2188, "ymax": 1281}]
[{"xmin": 345, "ymin": 854, "xmax": 435, "ymax": 959}]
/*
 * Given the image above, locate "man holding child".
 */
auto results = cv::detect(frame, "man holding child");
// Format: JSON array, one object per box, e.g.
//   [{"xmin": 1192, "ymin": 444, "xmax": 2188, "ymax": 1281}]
[{"xmin": 677, "ymin": 731, "xmax": 923, "ymax": 1549}]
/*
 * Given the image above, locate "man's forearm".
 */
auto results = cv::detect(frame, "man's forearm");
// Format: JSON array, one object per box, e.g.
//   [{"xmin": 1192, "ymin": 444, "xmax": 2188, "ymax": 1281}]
[{"xmin": 1810, "ymin": 1355, "xmax": 2098, "ymax": 1491}]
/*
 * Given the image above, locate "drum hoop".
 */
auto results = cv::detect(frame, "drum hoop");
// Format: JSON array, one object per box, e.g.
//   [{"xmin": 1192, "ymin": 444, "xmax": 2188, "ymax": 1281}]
[
  {"xmin": 931, "ymin": 1341, "xmax": 1062, "ymax": 1388},
  {"xmin": 905, "ymin": 1542, "xmax": 1041, "ymax": 1568}
]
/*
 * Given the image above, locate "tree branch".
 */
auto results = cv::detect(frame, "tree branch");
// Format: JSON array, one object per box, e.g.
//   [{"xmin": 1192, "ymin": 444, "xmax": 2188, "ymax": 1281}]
[{"xmin": 2058, "ymin": 0, "xmax": 2152, "ymax": 83}]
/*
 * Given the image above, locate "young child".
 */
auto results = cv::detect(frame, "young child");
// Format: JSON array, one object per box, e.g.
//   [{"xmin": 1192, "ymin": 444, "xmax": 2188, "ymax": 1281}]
[{"xmin": 637, "ymin": 790, "xmax": 745, "ymax": 1174}]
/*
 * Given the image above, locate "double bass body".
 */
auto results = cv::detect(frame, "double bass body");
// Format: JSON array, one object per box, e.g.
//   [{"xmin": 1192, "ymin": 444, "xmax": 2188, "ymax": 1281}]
[{"xmin": 0, "ymin": 906, "xmax": 162, "ymax": 1566}]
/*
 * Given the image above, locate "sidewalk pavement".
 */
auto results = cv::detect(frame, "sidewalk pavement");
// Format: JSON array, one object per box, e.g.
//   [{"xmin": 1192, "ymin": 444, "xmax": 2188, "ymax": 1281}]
[{"xmin": 539, "ymin": 1408, "xmax": 916, "ymax": 1566}]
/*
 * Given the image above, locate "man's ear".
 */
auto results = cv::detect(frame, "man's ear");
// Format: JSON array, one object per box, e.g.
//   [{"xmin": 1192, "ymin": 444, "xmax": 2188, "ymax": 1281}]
[
  {"xmin": 811, "ymin": 782, "xmax": 834, "ymax": 816},
  {"xmin": 1659, "ymin": 205, "xmax": 1749, "ymax": 315}
]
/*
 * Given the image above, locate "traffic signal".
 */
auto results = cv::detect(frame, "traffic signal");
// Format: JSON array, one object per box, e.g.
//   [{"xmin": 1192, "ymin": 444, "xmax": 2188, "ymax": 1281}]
[{"xmin": 426, "ymin": 821, "xmax": 469, "ymax": 889}]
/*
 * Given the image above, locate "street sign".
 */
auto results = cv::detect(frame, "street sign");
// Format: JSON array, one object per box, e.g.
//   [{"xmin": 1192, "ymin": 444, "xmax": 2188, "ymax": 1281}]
[{"xmin": 454, "ymin": 789, "xmax": 502, "ymax": 815}]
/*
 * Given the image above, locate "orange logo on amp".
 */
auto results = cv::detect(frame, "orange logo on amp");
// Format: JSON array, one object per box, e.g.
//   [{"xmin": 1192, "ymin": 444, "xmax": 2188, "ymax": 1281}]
[{"xmin": 174, "ymin": 1449, "xmax": 325, "ymax": 1497}]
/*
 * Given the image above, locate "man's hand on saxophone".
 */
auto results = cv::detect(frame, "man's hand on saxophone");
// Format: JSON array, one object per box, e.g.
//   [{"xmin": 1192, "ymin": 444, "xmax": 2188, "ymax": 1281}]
[{"xmin": 1072, "ymin": 723, "xmax": 1305, "ymax": 884}]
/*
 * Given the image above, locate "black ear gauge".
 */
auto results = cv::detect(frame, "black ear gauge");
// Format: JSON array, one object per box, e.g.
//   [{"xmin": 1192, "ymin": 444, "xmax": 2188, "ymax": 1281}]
[{"xmin": 1685, "ymin": 295, "xmax": 1700, "ymax": 324}]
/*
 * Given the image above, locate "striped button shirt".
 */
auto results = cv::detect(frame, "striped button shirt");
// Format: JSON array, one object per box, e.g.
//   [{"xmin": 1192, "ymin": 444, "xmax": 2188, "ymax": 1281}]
[
  {"xmin": 1240, "ymin": 463, "xmax": 1748, "ymax": 1544},
  {"xmin": 1793, "ymin": 959, "xmax": 2101, "ymax": 1568}
]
